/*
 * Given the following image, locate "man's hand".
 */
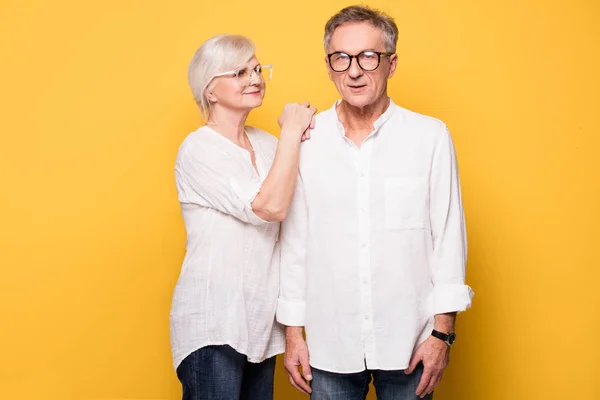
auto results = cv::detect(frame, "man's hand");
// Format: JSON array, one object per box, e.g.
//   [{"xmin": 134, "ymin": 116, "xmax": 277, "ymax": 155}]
[
  {"xmin": 284, "ymin": 327, "xmax": 312, "ymax": 395},
  {"xmin": 404, "ymin": 336, "xmax": 450, "ymax": 398}
]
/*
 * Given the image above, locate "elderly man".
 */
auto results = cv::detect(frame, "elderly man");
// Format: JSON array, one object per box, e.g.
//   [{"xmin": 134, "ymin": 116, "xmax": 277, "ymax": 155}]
[{"xmin": 276, "ymin": 5, "xmax": 474, "ymax": 400}]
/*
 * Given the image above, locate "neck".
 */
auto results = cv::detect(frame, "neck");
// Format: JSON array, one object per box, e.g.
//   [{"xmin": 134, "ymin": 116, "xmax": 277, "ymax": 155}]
[
  {"xmin": 337, "ymin": 95, "xmax": 390, "ymax": 132},
  {"xmin": 206, "ymin": 106, "xmax": 249, "ymax": 144}
]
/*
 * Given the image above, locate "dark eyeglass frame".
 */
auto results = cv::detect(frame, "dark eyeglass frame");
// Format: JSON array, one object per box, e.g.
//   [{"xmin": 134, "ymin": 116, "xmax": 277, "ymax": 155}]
[{"xmin": 327, "ymin": 51, "xmax": 395, "ymax": 72}]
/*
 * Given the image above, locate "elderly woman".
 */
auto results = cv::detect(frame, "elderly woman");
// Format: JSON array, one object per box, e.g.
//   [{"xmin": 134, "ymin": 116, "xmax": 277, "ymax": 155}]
[{"xmin": 170, "ymin": 34, "xmax": 315, "ymax": 400}]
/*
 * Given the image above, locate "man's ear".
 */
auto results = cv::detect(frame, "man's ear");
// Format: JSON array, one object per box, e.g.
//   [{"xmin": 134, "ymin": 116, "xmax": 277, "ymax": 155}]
[
  {"xmin": 325, "ymin": 56, "xmax": 334, "ymax": 82},
  {"xmin": 387, "ymin": 53, "xmax": 398, "ymax": 79}
]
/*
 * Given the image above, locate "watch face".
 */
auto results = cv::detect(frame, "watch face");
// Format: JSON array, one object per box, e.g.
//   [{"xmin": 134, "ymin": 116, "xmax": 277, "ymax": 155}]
[{"xmin": 448, "ymin": 333, "xmax": 456, "ymax": 345}]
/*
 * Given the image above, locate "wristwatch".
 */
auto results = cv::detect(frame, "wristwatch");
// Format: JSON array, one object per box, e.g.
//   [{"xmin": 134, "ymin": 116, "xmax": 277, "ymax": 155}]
[{"xmin": 431, "ymin": 329, "xmax": 456, "ymax": 346}]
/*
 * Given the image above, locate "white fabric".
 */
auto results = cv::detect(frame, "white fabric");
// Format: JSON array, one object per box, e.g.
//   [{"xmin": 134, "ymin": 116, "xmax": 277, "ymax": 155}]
[
  {"xmin": 170, "ymin": 125, "xmax": 285, "ymax": 370},
  {"xmin": 277, "ymin": 99, "xmax": 474, "ymax": 373}
]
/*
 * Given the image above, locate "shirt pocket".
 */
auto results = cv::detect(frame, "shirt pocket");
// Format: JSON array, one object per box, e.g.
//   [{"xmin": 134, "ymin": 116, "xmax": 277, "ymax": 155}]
[{"xmin": 384, "ymin": 177, "xmax": 428, "ymax": 230}]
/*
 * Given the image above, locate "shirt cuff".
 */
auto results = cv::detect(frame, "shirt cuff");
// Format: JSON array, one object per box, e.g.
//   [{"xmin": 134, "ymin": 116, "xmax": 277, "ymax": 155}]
[
  {"xmin": 276, "ymin": 298, "xmax": 306, "ymax": 326},
  {"xmin": 429, "ymin": 283, "xmax": 474, "ymax": 315}
]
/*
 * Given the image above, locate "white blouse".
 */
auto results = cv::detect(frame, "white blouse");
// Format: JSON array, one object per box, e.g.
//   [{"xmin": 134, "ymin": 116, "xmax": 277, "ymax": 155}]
[{"xmin": 170, "ymin": 125, "xmax": 285, "ymax": 370}]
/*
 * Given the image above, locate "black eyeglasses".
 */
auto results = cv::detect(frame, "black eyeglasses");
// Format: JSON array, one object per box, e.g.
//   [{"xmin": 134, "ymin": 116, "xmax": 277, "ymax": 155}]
[{"xmin": 327, "ymin": 51, "xmax": 394, "ymax": 72}]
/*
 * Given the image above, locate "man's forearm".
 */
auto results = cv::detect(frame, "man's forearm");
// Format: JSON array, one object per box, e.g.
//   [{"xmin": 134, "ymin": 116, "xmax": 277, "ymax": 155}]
[
  {"xmin": 285, "ymin": 326, "xmax": 305, "ymax": 341},
  {"xmin": 433, "ymin": 312, "xmax": 456, "ymax": 333}
]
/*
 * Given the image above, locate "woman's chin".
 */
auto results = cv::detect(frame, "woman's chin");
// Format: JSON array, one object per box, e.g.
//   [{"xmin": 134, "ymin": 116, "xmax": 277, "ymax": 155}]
[{"xmin": 246, "ymin": 98, "xmax": 264, "ymax": 110}]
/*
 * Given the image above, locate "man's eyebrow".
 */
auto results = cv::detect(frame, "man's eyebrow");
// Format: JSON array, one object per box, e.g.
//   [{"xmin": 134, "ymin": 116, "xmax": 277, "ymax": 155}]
[{"xmin": 329, "ymin": 48, "xmax": 381, "ymax": 54}]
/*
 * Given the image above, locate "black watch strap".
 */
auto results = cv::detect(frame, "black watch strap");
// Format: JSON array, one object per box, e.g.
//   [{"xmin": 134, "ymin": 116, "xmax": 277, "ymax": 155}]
[{"xmin": 431, "ymin": 329, "xmax": 456, "ymax": 346}]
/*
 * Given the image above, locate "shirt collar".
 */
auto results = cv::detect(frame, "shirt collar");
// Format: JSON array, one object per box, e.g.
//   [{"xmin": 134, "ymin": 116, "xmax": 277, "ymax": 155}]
[{"xmin": 331, "ymin": 97, "xmax": 396, "ymax": 133}]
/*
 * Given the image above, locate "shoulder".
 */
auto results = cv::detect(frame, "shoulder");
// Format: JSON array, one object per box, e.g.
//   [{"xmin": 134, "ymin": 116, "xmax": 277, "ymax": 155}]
[
  {"xmin": 176, "ymin": 126, "xmax": 228, "ymax": 166},
  {"xmin": 394, "ymin": 104, "xmax": 448, "ymax": 132},
  {"xmin": 313, "ymin": 103, "xmax": 338, "ymax": 130},
  {"xmin": 301, "ymin": 104, "xmax": 339, "ymax": 148},
  {"xmin": 179, "ymin": 126, "xmax": 221, "ymax": 150},
  {"xmin": 390, "ymin": 103, "xmax": 451, "ymax": 143}
]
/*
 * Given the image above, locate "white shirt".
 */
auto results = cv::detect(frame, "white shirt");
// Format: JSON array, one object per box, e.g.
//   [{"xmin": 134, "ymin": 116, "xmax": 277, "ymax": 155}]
[
  {"xmin": 170, "ymin": 126, "xmax": 285, "ymax": 370},
  {"xmin": 276, "ymin": 99, "xmax": 474, "ymax": 373}
]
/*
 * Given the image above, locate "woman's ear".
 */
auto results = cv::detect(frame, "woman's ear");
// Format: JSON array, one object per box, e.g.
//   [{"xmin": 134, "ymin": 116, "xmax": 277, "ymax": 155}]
[{"xmin": 205, "ymin": 84, "xmax": 217, "ymax": 103}]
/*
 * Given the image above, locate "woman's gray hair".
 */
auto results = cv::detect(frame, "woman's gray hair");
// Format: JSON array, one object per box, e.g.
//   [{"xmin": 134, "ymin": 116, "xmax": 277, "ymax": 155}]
[
  {"xmin": 324, "ymin": 5, "xmax": 398, "ymax": 53},
  {"xmin": 187, "ymin": 34, "xmax": 255, "ymax": 120}
]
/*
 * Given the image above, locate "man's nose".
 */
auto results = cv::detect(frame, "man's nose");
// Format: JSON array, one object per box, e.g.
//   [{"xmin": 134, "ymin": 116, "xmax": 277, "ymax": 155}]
[{"xmin": 347, "ymin": 57, "xmax": 363, "ymax": 78}]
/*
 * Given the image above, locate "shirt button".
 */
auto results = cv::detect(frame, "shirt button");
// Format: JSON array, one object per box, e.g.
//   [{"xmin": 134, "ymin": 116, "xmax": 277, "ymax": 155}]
[
  {"xmin": 361, "ymin": 243, "xmax": 366, "ymax": 248},
  {"xmin": 365, "ymin": 315, "xmax": 369, "ymax": 320},
  {"xmin": 363, "ymin": 279, "xmax": 368, "ymax": 284},
  {"xmin": 360, "ymin": 172, "xmax": 365, "ymax": 177}
]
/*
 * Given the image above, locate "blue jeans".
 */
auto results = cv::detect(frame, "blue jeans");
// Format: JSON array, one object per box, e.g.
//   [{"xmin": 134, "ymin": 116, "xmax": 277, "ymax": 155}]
[
  {"xmin": 176, "ymin": 345, "xmax": 276, "ymax": 400},
  {"xmin": 310, "ymin": 363, "xmax": 433, "ymax": 400}
]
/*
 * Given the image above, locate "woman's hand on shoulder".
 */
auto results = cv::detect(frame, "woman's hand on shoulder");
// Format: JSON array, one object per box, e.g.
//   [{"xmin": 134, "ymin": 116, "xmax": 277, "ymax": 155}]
[{"xmin": 278, "ymin": 102, "xmax": 317, "ymax": 142}]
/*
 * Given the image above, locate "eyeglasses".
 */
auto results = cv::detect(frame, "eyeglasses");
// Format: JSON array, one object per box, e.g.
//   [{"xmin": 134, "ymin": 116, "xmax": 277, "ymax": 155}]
[
  {"xmin": 212, "ymin": 64, "xmax": 273, "ymax": 87},
  {"xmin": 327, "ymin": 51, "xmax": 394, "ymax": 72}
]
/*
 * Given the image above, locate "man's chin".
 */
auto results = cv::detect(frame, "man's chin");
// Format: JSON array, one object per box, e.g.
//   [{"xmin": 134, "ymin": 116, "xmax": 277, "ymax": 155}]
[{"xmin": 341, "ymin": 94, "xmax": 374, "ymax": 109}]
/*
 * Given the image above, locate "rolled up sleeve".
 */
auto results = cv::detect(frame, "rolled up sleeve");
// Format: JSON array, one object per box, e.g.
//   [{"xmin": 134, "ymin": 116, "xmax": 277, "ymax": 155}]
[
  {"xmin": 176, "ymin": 140, "xmax": 269, "ymax": 226},
  {"xmin": 430, "ymin": 283, "xmax": 474, "ymax": 315}
]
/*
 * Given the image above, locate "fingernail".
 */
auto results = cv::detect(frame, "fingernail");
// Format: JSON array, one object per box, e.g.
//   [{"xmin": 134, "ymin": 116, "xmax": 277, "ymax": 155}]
[{"xmin": 306, "ymin": 374, "xmax": 312, "ymax": 380}]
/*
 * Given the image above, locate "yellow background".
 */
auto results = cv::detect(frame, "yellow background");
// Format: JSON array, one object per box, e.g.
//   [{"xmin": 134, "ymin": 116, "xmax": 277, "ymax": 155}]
[{"xmin": 1, "ymin": 0, "xmax": 599, "ymax": 399}]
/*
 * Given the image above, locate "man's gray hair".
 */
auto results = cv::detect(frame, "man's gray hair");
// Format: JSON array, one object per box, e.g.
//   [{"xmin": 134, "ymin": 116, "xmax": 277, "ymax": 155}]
[
  {"xmin": 187, "ymin": 34, "xmax": 255, "ymax": 120},
  {"xmin": 324, "ymin": 5, "xmax": 399, "ymax": 53}
]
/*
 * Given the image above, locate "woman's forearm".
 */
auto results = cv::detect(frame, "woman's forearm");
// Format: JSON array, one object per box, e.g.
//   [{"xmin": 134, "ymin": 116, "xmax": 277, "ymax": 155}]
[{"xmin": 251, "ymin": 130, "xmax": 301, "ymax": 221}]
